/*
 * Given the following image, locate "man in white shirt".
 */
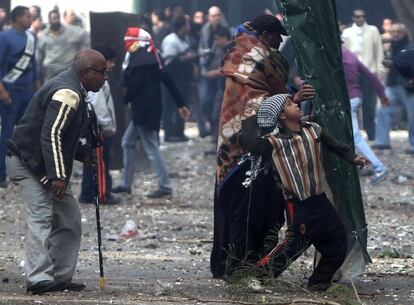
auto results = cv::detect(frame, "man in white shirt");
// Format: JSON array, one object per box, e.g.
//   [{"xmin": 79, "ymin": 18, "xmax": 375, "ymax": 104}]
[{"xmin": 342, "ymin": 10, "xmax": 384, "ymax": 141}]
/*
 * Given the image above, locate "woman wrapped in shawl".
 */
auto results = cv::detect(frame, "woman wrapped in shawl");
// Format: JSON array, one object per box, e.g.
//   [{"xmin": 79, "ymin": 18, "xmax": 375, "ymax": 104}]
[{"xmin": 211, "ymin": 15, "xmax": 315, "ymax": 278}]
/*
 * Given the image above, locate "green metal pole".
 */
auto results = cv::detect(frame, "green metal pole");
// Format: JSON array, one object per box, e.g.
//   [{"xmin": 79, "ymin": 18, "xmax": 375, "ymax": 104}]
[{"xmin": 275, "ymin": 0, "xmax": 371, "ymax": 274}]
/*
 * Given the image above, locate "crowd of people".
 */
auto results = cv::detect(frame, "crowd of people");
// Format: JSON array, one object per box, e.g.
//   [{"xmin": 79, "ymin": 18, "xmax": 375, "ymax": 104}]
[{"xmin": 0, "ymin": 2, "xmax": 413, "ymax": 296}]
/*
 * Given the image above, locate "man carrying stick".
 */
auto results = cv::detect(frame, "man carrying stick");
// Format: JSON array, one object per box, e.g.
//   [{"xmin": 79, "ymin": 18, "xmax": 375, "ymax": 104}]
[{"xmin": 6, "ymin": 49, "xmax": 106, "ymax": 294}]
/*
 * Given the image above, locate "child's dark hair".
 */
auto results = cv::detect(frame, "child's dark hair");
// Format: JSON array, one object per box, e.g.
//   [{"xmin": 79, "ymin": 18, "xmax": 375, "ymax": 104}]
[{"xmin": 93, "ymin": 45, "xmax": 117, "ymax": 61}]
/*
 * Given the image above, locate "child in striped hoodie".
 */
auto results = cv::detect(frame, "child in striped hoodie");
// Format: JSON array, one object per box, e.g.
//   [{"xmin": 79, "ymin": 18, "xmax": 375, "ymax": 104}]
[{"xmin": 241, "ymin": 94, "xmax": 369, "ymax": 291}]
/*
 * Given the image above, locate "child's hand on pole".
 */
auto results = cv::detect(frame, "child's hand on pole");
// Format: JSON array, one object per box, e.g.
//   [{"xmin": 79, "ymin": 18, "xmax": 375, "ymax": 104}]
[{"xmin": 293, "ymin": 84, "xmax": 316, "ymax": 103}]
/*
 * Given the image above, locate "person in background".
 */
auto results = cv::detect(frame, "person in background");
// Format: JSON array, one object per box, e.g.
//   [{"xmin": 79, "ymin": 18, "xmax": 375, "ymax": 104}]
[
  {"xmin": 0, "ymin": 6, "xmax": 39, "ymax": 188},
  {"xmin": 198, "ymin": 6, "xmax": 227, "ymax": 137},
  {"xmin": 342, "ymin": 9, "xmax": 384, "ymax": 141},
  {"xmin": 374, "ymin": 23, "xmax": 414, "ymax": 154},
  {"xmin": 342, "ymin": 45, "xmax": 390, "ymax": 184},
  {"xmin": 193, "ymin": 10, "xmax": 205, "ymax": 25},
  {"xmin": 29, "ymin": 14, "xmax": 43, "ymax": 35},
  {"xmin": 163, "ymin": 6, "xmax": 173, "ymax": 22},
  {"xmin": 381, "ymin": 18, "xmax": 393, "ymax": 58},
  {"xmin": 29, "ymin": 5, "xmax": 41, "ymax": 19},
  {"xmin": 38, "ymin": 9, "xmax": 89, "ymax": 82},
  {"xmin": 161, "ymin": 15, "xmax": 196, "ymax": 142},
  {"xmin": 63, "ymin": 8, "xmax": 83, "ymax": 28},
  {"xmin": 204, "ymin": 26, "xmax": 232, "ymax": 144},
  {"xmin": 112, "ymin": 26, "xmax": 190, "ymax": 198},
  {"xmin": 150, "ymin": 9, "xmax": 172, "ymax": 47},
  {"xmin": 79, "ymin": 46, "xmax": 120, "ymax": 205},
  {"xmin": 0, "ymin": 8, "xmax": 9, "ymax": 31}
]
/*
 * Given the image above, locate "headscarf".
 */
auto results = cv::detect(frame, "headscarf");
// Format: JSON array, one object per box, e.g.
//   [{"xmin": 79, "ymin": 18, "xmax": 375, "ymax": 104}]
[
  {"xmin": 257, "ymin": 93, "xmax": 291, "ymax": 131},
  {"xmin": 122, "ymin": 27, "xmax": 163, "ymax": 70},
  {"xmin": 242, "ymin": 94, "xmax": 291, "ymax": 188}
]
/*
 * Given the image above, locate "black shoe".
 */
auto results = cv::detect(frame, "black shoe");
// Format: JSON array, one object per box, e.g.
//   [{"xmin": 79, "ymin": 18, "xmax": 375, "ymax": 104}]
[
  {"xmin": 27, "ymin": 280, "xmax": 65, "ymax": 295},
  {"xmin": 111, "ymin": 185, "xmax": 131, "ymax": 194},
  {"xmin": 104, "ymin": 193, "xmax": 121, "ymax": 205},
  {"xmin": 146, "ymin": 189, "xmax": 172, "ymax": 199},
  {"xmin": 61, "ymin": 281, "xmax": 85, "ymax": 291},
  {"xmin": 307, "ymin": 281, "xmax": 332, "ymax": 292},
  {"xmin": 164, "ymin": 135, "xmax": 189, "ymax": 142},
  {"xmin": 371, "ymin": 144, "xmax": 391, "ymax": 150},
  {"xmin": 0, "ymin": 178, "xmax": 7, "ymax": 188}
]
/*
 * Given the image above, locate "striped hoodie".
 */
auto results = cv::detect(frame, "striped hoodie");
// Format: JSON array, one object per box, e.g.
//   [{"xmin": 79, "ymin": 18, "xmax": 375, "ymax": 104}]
[{"xmin": 241, "ymin": 116, "xmax": 356, "ymax": 201}]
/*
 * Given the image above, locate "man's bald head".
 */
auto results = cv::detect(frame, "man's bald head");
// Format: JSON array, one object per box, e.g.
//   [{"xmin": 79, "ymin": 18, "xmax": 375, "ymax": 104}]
[
  {"xmin": 73, "ymin": 49, "xmax": 107, "ymax": 92},
  {"xmin": 72, "ymin": 49, "xmax": 106, "ymax": 74},
  {"xmin": 208, "ymin": 6, "xmax": 222, "ymax": 27}
]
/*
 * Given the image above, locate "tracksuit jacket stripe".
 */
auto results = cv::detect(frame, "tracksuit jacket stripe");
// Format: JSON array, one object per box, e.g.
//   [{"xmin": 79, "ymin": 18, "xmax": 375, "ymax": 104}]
[{"xmin": 51, "ymin": 103, "xmax": 71, "ymax": 179}]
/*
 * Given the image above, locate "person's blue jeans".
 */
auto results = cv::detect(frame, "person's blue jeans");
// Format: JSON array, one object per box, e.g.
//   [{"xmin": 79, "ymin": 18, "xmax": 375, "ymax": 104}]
[
  {"xmin": 0, "ymin": 87, "xmax": 33, "ymax": 181},
  {"xmin": 350, "ymin": 97, "xmax": 386, "ymax": 173},
  {"xmin": 375, "ymin": 85, "xmax": 414, "ymax": 150},
  {"xmin": 120, "ymin": 122, "xmax": 171, "ymax": 192}
]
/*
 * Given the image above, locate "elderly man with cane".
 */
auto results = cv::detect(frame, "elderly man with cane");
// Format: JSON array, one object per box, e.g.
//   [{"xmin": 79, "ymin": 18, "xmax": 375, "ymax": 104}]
[{"xmin": 6, "ymin": 49, "xmax": 107, "ymax": 294}]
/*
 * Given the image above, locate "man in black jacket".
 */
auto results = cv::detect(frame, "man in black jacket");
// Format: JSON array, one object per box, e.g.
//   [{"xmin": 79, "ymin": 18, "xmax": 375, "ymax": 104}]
[
  {"xmin": 6, "ymin": 49, "xmax": 107, "ymax": 294},
  {"xmin": 112, "ymin": 26, "xmax": 189, "ymax": 198}
]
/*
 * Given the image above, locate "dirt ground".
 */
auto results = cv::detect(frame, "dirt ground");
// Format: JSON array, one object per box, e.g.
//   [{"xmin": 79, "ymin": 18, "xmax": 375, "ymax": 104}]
[{"xmin": 0, "ymin": 126, "xmax": 413, "ymax": 305}]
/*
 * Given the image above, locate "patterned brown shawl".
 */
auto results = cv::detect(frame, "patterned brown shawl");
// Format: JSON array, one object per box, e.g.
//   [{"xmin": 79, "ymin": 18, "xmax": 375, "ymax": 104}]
[{"xmin": 216, "ymin": 33, "xmax": 289, "ymax": 183}]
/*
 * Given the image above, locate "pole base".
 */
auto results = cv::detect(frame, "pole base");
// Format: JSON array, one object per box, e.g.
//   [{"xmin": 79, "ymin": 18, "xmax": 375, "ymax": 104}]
[{"xmin": 99, "ymin": 277, "xmax": 105, "ymax": 289}]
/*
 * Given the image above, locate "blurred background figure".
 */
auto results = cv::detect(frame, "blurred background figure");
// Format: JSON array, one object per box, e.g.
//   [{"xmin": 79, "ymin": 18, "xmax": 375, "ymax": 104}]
[
  {"xmin": 0, "ymin": 7, "xmax": 9, "ymax": 31},
  {"xmin": 0, "ymin": 6, "xmax": 39, "ymax": 188},
  {"xmin": 150, "ymin": 9, "xmax": 172, "ymax": 47},
  {"xmin": 374, "ymin": 23, "xmax": 414, "ymax": 154},
  {"xmin": 342, "ymin": 44, "xmax": 390, "ymax": 184},
  {"xmin": 113, "ymin": 25, "xmax": 189, "ymax": 198},
  {"xmin": 206, "ymin": 26, "xmax": 232, "ymax": 146},
  {"xmin": 29, "ymin": 13, "xmax": 43, "ymax": 35},
  {"xmin": 161, "ymin": 15, "xmax": 196, "ymax": 142},
  {"xmin": 198, "ymin": 6, "xmax": 228, "ymax": 138},
  {"xmin": 381, "ymin": 18, "xmax": 393, "ymax": 58},
  {"xmin": 193, "ymin": 10, "xmax": 204, "ymax": 25},
  {"xmin": 29, "ymin": 5, "xmax": 41, "ymax": 19},
  {"xmin": 38, "ymin": 9, "xmax": 89, "ymax": 82},
  {"xmin": 163, "ymin": 6, "xmax": 173, "ymax": 22},
  {"xmin": 63, "ymin": 8, "xmax": 84, "ymax": 28},
  {"xmin": 342, "ymin": 9, "xmax": 384, "ymax": 141}
]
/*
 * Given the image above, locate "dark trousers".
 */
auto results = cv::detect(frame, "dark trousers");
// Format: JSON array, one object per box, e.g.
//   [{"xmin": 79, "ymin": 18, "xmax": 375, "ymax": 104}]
[
  {"xmin": 162, "ymin": 83, "xmax": 189, "ymax": 139},
  {"xmin": 210, "ymin": 162, "xmax": 284, "ymax": 278},
  {"xmin": 260, "ymin": 193, "xmax": 347, "ymax": 285},
  {"xmin": 0, "ymin": 87, "xmax": 33, "ymax": 181},
  {"xmin": 80, "ymin": 137, "xmax": 113, "ymax": 201},
  {"xmin": 361, "ymin": 77, "xmax": 377, "ymax": 141}
]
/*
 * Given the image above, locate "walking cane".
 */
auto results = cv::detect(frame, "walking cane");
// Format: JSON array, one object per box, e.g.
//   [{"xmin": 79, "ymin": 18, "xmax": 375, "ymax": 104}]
[{"xmin": 86, "ymin": 102, "xmax": 105, "ymax": 289}]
